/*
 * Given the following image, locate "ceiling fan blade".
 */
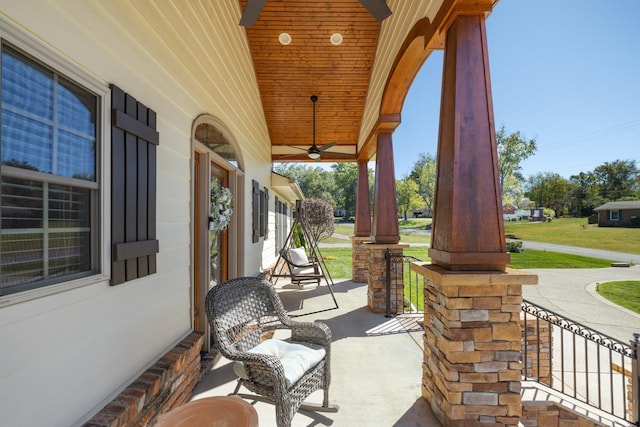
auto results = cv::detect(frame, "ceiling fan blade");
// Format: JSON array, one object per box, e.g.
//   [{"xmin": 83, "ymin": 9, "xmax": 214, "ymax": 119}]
[
  {"xmin": 287, "ymin": 145, "xmax": 312, "ymax": 152},
  {"xmin": 359, "ymin": 0, "xmax": 392, "ymax": 22},
  {"xmin": 322, "ymin": 151, "xmax": 354, "ymax": 157},
  {"xmin": 239, "ymin": 0, "xmax": 268, "ymax": 26},
  {"xmin": 318, "ymin": 141, "xmax": 337, "ymax": 152}
]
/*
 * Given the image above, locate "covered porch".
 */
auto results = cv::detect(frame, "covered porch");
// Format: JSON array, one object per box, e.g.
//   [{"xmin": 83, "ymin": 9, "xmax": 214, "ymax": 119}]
[{"xmin": 216, "ymin": 0, "xmax": 539, "ymax": 424}]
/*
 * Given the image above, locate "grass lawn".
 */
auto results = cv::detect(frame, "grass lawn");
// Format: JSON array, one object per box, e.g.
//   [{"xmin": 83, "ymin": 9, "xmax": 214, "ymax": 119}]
[
  {"xmin": 321, "ymin": 217, "xmax": 630, "ymax": 312},
  {"xmin": 319, "ymin": 246, "xmax": 612, "ymax": 279},
  {"xmin": 596, "ymin": 281, "xmax": 640, "ymax": 314},
  {"xmin": 508, "ymin": 250, "xmax": 613, "ymax": 269},
  {"xmin": 504, "ymin": 217, "xmax": 640, "ymax": 254},
  {"xmin": 320, "ymin": 246, "xmax": 430, "ymax": 279},
  {"xmin": 398, "ymin": 218, "xmax": 432, "ymax": 229}
]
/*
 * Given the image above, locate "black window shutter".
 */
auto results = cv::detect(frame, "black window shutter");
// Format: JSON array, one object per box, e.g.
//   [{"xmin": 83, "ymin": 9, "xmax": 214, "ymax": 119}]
[
  {"xmin": 259, "ymin": 188, "xmax": 265, "ymax": 237},
  {"xmin": 252, "ymin": 179, "xmax": 260, "ymax": 243},
  {"xmin": 263, "ymin": 187, "xmax": 269, "ymax": 238},
  {"xmin": 110, "ymin": 84, "xmax": 160, "ymax": 286}
]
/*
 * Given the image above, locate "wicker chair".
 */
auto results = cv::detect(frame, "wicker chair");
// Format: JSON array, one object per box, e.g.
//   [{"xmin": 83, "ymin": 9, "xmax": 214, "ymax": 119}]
[{"xmin": 205, "ymin": 277, "xmax": 337, "ymax": 427}]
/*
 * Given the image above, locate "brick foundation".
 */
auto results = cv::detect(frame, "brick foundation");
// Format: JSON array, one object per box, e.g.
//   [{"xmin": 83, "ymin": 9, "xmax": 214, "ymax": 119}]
[
  {"xmin": 366, "ymin": 243, "xmax": 408, "ymax": 313},
  {"xmin": 84, "ymin": 332, "xmax": 204, "ymax": 427},
  {"xmin": 351, "ymin": 236, "xmax": 371, "ymax": 283},
  {"xmin": 412, "ymin": 263, "xmax": 537, "ymax": 426}
]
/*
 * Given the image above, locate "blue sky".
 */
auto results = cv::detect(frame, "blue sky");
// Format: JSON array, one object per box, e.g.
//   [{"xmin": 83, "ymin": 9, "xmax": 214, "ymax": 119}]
[{"xmin": 393, "ymin": 0, "xmax": 640, "ymax": 180}]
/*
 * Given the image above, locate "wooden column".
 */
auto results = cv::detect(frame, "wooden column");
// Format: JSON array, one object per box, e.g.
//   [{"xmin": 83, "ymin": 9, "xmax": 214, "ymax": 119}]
[
  {"xmin": 352, "ymin": 160, "xmax": 372, "ymax": 282},
  {"xmin": 354, "ymin": 159, "xmax": 372, "ymax": 237},
  {"xmin": 429, "ymin": 12, "xmax": 509, "ymax": 271},
  {"xmin": 372, "ymin": 131, "xmax": 400, "ymax": 244}
]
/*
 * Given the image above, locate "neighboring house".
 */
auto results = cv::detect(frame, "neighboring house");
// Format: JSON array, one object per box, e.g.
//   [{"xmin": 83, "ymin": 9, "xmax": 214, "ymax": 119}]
[
  {"xmin": 530, "ymin": 207, "xmax": 547, "ymax": 222},
  {"xmin": 333, "ymin": 207, "xmax": 347, "ymax": 218},
  {"xmin": 503, "ymin": 209, "xmax": 531, "ymax": 221},
  {"xmin": 593, "ymin": 201, "xmax": 640, "ymax": 227}
]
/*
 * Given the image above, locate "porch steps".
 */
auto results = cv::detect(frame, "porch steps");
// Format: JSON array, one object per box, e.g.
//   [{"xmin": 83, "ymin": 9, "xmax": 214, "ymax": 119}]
[{"xmin": 521, "ymin": 380, "xmax": 634, "ymax": 427}]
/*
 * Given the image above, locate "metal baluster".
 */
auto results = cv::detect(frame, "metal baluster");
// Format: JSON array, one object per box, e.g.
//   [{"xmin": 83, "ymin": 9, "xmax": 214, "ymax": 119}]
[
  {"xmin": 536, "ymin": 316, "xmax": 541, "ymax": 380},
  {"xmin": 610, "ymin": 347, "xmax": 615, "ymax": 416},
  {"xmin": 573, "ymin": 330, "xmax": 577, "ymax": 398},
  {"xmin": 385, "ymin": 249, "xmax": 392, "ymax": 317},
  {"xmin": 561, "ymin": 326, "xmax": 566, "ymax": 395},
  {"xmin": 586, "ymin": 337, "xmax": 590, "ymax": 406},
  {"xmin": 632, "ymin": 333, "xmax": 639, "ymax": 425},
  {"xmin": 597, "ymin": 343, "xmax": 602, "ymax": 410},
  {"xmin": 523, "ymin": 310, "xmax": 529, "ymax": 379}
]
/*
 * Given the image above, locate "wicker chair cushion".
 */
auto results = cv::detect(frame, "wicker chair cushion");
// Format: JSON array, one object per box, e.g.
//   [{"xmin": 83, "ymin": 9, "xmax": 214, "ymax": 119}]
[
  {"xmin": 233, "ymin": 339, "xmax": 325, "ymax": 387},
  {"xmin": 289, "ymin": 248, "xmax": 309, "ymax": 265}
]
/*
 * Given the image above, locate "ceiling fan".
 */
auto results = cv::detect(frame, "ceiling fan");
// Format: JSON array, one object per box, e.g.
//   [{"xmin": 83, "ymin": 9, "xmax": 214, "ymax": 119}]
[
  {"xmin": 281, "ymin": 95, "xmax": 352, "ymax": 161},
  {"xmin": 240, "ymin": 0, "xmax": 392, "ymax": 27}
]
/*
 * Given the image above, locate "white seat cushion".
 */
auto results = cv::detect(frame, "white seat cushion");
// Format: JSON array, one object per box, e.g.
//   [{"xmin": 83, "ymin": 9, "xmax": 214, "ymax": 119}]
[
  {"xmin": 289, "ymin": 248, "xmax": 309, "ymax": 265},
  {"xmin": 233, "ymin": 340, "xmax": 325, "ymax": 387},
  {"xmin": 291, "ymin": 265, "xmax": 317, "ymax": 276}
]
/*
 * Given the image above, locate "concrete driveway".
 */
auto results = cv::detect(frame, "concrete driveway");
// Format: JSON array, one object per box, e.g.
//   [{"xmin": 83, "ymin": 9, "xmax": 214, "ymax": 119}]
[{"xmin": 522, "ymin": 266, "xmax": 640, "ymax": 343}]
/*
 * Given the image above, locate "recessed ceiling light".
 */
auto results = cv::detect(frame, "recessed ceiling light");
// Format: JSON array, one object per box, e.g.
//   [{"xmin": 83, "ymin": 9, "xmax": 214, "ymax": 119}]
[
  {"xmin": 330, "ymin": 33, "xmax": 343, "ymax": 46},
  {"xmin": 278, "ymin": 32, "xmax": 292, "ymax": 45}
]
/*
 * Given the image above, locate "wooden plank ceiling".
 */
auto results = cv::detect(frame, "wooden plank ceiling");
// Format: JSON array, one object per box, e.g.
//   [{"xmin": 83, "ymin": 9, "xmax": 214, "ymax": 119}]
[{"xmin": 239, "ymin": 0, "xmax": 382, "ymax": 162}]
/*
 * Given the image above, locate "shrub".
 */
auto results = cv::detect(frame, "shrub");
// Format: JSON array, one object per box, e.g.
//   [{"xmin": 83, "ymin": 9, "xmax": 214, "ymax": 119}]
[
  {"xmin": 303, "ymin": 198, "xmax": 335, "ymax": 242},
  {"xmin": 506, "ymin": 240, "xmax": 524, "ymax": 253}
]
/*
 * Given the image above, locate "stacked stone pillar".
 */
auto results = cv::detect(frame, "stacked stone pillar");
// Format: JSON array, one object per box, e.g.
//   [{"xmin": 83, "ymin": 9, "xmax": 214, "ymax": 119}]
[
  {"xmin": 413, "ymin": 263, "xmax": 537, "ymax": 426},
  {"xmin": 351, "ymin": 236, "xmax": 371, "ymax": 283},
  {"xmin": 366, "ymin": 243, "xmax": 408, "ymax": 314}
]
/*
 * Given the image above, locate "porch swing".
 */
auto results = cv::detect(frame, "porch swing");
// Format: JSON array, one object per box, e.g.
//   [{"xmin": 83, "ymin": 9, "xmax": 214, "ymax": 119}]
[{"xmin": 272, "ymin": 200, "xmax": 339, "ymax": 312}]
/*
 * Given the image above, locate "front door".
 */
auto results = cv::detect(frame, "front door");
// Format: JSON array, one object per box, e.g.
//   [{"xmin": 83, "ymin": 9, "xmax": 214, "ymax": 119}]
[
  {"xmin": 192, "ymin": 119, "xmax": 240, "ymax": 351},
  {"xmin": 193, "ymin": 156, "xmax": 229, "ymax": 340},
  {"xmin": 209, "ymin": 162, "xmax": 229, "ymax": 287}
]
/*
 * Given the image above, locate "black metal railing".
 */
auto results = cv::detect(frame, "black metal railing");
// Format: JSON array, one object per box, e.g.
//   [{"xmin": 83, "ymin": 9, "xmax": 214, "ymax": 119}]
[
  {"xmin": 522, "ymin": 299, "xmax": 639, "ymax": 424},
  {"xmin": 384, "ymin": 250, "xmax": 424, "ymax": 316}
]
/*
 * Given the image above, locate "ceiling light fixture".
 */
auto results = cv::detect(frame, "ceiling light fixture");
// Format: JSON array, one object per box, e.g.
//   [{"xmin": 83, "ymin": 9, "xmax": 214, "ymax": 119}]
[
  {"xmin": 278, "ymin": 32, "xmax": 292, "ymax": 45},
  {"xmin": 330, "ymin": 33, "xmax": 343, "ymax": 46},
  {"xmin": 307, "ymin": 145, "xmax": 321, "ymax": 160}
]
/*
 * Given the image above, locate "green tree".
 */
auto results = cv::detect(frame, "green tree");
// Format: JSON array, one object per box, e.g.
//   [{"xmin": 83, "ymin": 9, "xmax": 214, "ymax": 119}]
[
  {"xmin": 496, "ymin": 125, "xmax": 537, "ymax": 200},
  {"xmin": 408, "ymin": 153, "xmax": 436, "ymax": 215},
  {"xmin": 567, "ymin": 171, "xmax": 601, "ymax": 217},
  {"xmin": 274, "ymin": 163, "xmax": 336, "ymax": 204},
  {"xmin": 396, "ymin": 177, "xmax": 423, "ymax": 220},
  {"xmin": 331, "ymin": 163, "xmax": 358, "ymax": 218},
  {"xmin": 593, "ymin": 159, "xmax": 638, "ymax": 201},
  {"xmin": 501, "ymin": 174, "xmax": 525, "ymax": 207},
  {"xmin": 525, "ymin": 172, "xmax": 569, "ymax": 216}
]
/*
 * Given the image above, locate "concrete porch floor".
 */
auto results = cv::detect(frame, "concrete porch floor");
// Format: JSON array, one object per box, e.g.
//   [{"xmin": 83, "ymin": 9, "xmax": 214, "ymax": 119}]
[{"xmin": 191, "ymin": 279, "xmax": 442, "ymax": 426}]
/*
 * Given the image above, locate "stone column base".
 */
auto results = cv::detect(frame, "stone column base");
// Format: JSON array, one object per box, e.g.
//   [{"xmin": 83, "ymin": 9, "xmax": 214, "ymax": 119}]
[
  {"xmin": 411, "ymin": 263, "xmax": 537, "ymax": 426},
  {"xmin": 366, "ymin": 243, "xmax": 409, "ymax": 313},
  {"xmin": 351, "ymin": 236, "xmax": 371, "ymax": 283}
]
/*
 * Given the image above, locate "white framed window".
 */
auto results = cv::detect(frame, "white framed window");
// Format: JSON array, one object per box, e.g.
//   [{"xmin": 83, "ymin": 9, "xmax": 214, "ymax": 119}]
[
  {"xmin": 609, "ymin": 210, "xmax": 620, "ymax": 221},
  {"xmin": 1, "ymin": 28, "xmax": 107, "ymax": 299}
]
